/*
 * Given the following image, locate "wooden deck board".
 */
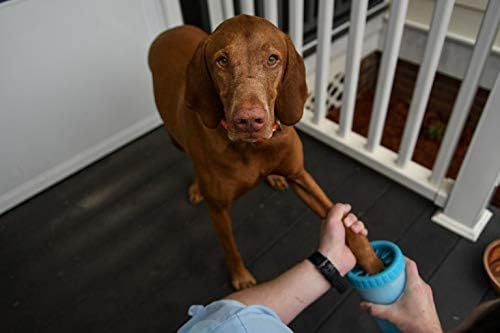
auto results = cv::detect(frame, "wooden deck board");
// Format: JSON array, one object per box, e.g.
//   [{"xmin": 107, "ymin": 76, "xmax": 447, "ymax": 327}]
[
  {"xmin": 429, "ymin": 206, "xmax": 500, "ymax": 331},
  {"xmin": 1, "ymin": 128, "xmax": 498, "ymax": 333}
]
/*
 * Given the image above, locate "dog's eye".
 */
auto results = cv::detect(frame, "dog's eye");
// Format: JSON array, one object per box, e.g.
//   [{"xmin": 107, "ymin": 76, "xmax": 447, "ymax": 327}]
[
  {"xmin": 216, "ymin": 56, "xmax": 229, "ymax": 67},
  {"xmin": 267, "ymin": 54, "xmax": 279, "ymax": 66}
]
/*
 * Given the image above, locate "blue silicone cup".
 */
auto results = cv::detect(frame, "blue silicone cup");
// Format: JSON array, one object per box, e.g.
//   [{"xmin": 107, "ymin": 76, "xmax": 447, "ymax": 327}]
[{"xmin": 347, "ymin": 240, "xmax": 406, "ymax": 333}]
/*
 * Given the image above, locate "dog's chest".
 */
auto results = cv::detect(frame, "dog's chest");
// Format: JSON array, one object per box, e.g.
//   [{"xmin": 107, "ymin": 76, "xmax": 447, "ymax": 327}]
[{"xmin": 212, "ymin": 146, "xmax": 282, "ymax": 179}]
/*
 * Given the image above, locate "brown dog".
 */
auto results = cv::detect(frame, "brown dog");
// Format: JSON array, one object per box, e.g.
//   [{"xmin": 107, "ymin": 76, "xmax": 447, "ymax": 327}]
[{"xmin": 148, "ymin": 15, "xmax": 382, "ymax": 290}]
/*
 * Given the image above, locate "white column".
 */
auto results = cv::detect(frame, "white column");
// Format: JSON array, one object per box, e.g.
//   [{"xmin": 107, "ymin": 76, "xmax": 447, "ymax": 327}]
[
  {"xmin": 338, "ymin": 0, "xmax": 368, "ymax": 137},
  {"xmin": 207, "ymin": 0, "xmax": 225, "ymax": 31},
  {"xmin": 432, "ymin": 72, "xmax": 500, "ymax": 241},
  {"xmin": 430, "ymin": 0, "xmax": 500, "ymax": 185},
  {"xmin": 222, "ymin": 0, "xmax": 235, "ymax": 18},
  {"xmin": 366, "ymin": 0, "xmax": 409, "ymax": 151},
  {"xmin": 289, "ymin": 0, "xmax": 304, "ymax": 53},
  {"xmin": 240, "ymin": 0, "xmax": 255, "ymax": 15},
  {"xmin": 161, "ymin": 0, "xmax": 183, "ymax": 29},
  {"xmin": 264, "ymin": 0, "xmax": 279, "ymax": 26},
  {"xmin": 397, "ymin": 0, "xmax": 456, "ymax": 167},
  {"xmin": 312, "ymin": 0, "xmax": 334, "ymax": 124},
  {"xmin": 143, "ymin": 0, "xmax": 167, "ymax": 38}
]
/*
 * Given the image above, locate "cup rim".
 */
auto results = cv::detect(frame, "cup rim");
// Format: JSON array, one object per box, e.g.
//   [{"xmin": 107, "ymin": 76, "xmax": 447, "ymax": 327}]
[{"xmin": 347, "ymin": 240, "xmax": 405, "ymax": 289}]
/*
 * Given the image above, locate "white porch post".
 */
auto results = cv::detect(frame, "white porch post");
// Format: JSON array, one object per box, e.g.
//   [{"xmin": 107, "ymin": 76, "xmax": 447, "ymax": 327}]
[{"xmin": 432, "ymin": 72, "xmax": 500, "ymax": 241}]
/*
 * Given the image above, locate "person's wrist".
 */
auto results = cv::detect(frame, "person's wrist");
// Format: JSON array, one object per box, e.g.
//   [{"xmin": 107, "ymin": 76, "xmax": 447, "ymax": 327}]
[
  {"xmin": 317, "ymin": 247, "xmax": 350, "ymax": 276},
  {"xmin": 396, "ymin": 322, "xmax": 442, "ymax": 333},
  {"xmin": 308, "ymin": 251, "xmax": 349, "ymax": 293}
]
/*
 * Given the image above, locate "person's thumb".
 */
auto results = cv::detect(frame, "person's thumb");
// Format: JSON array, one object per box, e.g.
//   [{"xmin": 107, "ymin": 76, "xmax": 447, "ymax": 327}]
[{"xmin": 360, "ymin": 302, "xmax": 392, "ymax": 320}]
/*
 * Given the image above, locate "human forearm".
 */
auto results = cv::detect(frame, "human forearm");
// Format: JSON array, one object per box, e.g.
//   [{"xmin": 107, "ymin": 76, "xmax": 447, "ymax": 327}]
[
  {"xmin": 227, "ymin": 204, "xmax": 365, "ymax": 325},
  {"xmin": 226, "ymin": 259, "xmax": 330, "ymax": 324}
]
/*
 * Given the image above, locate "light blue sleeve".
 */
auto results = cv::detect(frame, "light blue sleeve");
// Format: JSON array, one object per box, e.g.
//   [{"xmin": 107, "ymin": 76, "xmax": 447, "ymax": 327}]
[{"xmin": 178, "ymin": 299, "xmax": 293, "ymax": 333}]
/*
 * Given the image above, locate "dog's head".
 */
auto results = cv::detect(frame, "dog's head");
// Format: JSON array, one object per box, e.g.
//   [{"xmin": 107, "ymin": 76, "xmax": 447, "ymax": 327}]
[{"xmin": 185, "ymin": 15, "xmax": 307, "ymax": 142}]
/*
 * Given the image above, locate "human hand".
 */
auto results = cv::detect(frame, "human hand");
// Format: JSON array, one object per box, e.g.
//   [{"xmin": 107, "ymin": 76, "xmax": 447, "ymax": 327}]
[
  {"xmin": 318, "ymin": 203, "xmax": 368, "ymax": 276},
  {"xmin": 360, "ymin": 258, "xmax": 442, "ymax": 333}
]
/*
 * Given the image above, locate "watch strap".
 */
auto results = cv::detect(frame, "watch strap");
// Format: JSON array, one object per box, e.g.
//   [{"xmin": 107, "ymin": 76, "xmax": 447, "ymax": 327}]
[{"xmin": 308, "ymin": 251, "xmax": 348, "ymax": 293}]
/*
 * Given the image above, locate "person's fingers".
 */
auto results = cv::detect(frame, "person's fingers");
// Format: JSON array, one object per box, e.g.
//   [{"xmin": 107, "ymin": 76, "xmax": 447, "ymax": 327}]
[
  {"xmin": 343, "ymin": 213, "xmax": 358, "ymax": 227},
  {"xmin": 350, "ymin": 220, "xmax": 365, "ymax": 234},
  {"xmin": 326, "ymin": 203, "xmax": 351, "ymax": 224},
  {"xmin": 405, "ymin": 258, "xmax": 419, "ymax": 276},
  {"xmin": 404, "ymin": 258, "xmax": 421, "ymax": 285},
  {"xmin": 360, "ymin": 302, "xmax": 391, "ymax": 320}
]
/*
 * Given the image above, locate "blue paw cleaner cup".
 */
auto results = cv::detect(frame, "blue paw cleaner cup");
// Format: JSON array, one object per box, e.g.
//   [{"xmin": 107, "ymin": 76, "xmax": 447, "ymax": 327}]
[{"xmin": 347, "ymin": 240, "xmax": 406, "ymax": 333}]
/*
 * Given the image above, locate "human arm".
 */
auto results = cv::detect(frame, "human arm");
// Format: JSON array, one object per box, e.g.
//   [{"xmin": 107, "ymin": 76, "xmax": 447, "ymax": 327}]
[
  {"xmin": 360, "ymin": 258, "xmax": 442, "ymax": 333},
  {"xmin": 226, "ymin": 203, "xmax": 367, "ymax": 324}
]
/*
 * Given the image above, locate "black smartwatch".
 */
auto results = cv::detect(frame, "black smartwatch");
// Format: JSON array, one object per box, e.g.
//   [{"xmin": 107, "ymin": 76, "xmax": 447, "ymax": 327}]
[{"xmin": 308, "ymin": 251, "xmax": 348, "ymax": 293}]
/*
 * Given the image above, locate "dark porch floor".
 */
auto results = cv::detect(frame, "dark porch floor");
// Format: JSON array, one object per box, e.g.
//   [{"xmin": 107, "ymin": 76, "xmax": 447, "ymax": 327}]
[{"xmin": 1, "ymin": 127, "xmax": 498, "ymax": 332}]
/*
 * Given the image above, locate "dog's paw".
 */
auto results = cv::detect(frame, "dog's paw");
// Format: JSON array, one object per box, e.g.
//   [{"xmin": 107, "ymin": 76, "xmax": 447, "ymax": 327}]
[
  {"xmin": 266, "ymin": 175, "xmax": 289, "ymax": 191},
  {"xmin": 188, "ymin": 182, "xmax": 204, "ymax": 205},
  {"xmin": 231, "ymin": 268, "xmax": 257, "ymax": 290}
]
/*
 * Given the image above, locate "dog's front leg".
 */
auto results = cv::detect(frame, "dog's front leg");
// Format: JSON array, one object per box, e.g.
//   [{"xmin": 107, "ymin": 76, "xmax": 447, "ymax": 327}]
[
  {"xmin": 288, "ymin": 170, "xmax": 384, "ymax": 274},
  {"xmin": 207, "ymin": 203, "xmax": 257, "ymax": 290}
]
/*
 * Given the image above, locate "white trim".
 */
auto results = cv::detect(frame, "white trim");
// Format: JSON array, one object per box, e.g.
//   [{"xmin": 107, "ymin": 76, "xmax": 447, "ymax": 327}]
[
  {"xmin": 0, "ymin": 114, "xmax": 163, "ymax": 215},
  {"xmin": 388, "ymin": 19, "xmax": 500, "ymax": 90},
  {"xmin": 404, "ymin": 19, "xmax": 493, "ymax": 51},
  {"xmin": 432, "ymin": 209, "xmax": 492, "ymax": 242},
  {"xmin": 405, "ymin": 15, "xmax": 500, "ymax": 55}
]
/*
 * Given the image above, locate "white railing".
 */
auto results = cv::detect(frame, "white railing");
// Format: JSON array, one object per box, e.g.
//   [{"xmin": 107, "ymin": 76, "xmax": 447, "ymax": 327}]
[{"xmin": 154, "ymin": 0, "xmax": 500, "ymax": 241}]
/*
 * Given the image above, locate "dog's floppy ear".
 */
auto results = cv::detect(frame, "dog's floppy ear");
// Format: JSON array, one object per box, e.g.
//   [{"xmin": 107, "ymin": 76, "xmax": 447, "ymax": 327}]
[
  {"xmin": 275, "ymin": 36, "xmax": 308, "ymax": 126},
  {"xmin": 185, "ymin": 38, "xmax": 223, "ymax": 129}
]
